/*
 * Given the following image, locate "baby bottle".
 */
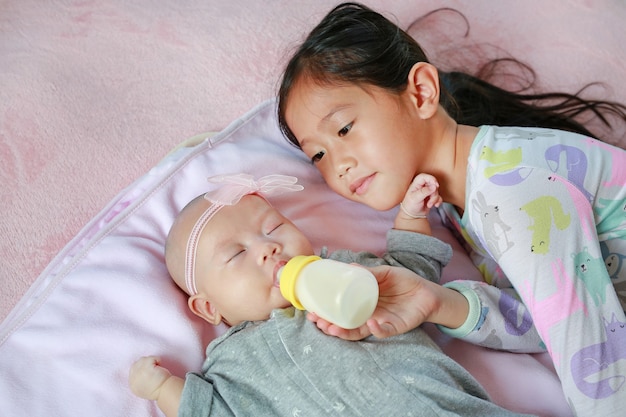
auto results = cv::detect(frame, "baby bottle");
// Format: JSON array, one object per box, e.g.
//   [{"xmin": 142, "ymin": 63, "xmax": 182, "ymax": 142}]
[{"xmin": 278, "ymin": 255, "xmax": 379, "ymax": 329}]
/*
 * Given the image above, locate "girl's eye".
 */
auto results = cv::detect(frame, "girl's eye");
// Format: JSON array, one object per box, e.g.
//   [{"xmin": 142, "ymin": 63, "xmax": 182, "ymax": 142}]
[
  {"xmin": 266, "ymin": 223, "xmax": 283, "ymax": 235},
  {"xmin": 338, "ymin": 122, "xmax": 352, "ymax": 137},
  {"xmin": 311, "ymin": 150, "xmax": 325, "ymax": 164}
]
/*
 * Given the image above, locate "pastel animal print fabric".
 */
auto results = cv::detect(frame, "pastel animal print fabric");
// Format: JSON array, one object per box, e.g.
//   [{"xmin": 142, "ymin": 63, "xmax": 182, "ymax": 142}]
[{"xmin": 440, "ymin": 125, "xmax": 626, "ymax": 415}]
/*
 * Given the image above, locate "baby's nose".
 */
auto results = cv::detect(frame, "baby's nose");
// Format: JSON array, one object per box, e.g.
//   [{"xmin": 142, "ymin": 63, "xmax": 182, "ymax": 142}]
[{"xmin": 261, "ymin": 242, "xmax": 281, "ymax": 262}]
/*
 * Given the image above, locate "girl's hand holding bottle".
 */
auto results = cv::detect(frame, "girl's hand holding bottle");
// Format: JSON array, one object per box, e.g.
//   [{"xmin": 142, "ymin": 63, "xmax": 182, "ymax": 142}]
[{"xmin": 308, "ymin": 265, "xmax": 469, "ymax": 340}]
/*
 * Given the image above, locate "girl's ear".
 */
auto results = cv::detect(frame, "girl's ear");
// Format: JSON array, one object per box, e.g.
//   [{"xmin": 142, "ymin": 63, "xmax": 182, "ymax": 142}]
[
  {"xmin": 406, "ymin": 62, "xmax": 440, "ymax": 119},
  {"xmin": 188, "ymin": 294, "xmax": 223, "ymax": 325}
]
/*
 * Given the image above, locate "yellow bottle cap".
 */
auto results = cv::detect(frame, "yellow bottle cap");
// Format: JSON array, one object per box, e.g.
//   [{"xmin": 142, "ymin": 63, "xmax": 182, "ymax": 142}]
[{"xmin": 279, "ymin": 255, "xmax": 321, "ymax": 310}]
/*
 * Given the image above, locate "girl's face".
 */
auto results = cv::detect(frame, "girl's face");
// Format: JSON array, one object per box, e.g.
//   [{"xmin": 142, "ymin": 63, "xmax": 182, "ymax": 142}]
[
  {"xmin": 284, "ymin": 79, "xmax": 424, "ymax": 211},
  {"xmin": 195, "ymin": 195, "xmax": 314, "ymax": 325}
]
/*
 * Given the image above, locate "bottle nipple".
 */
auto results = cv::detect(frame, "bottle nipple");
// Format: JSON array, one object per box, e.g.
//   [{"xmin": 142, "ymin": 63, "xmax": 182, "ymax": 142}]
[{"xmin": 276, "ymin": 266, "xmax": 284, "ymax": 284}]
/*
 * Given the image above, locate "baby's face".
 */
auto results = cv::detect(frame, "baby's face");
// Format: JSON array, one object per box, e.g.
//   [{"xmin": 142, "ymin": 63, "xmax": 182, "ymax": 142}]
[{"xmin": 195, "ymin": 194, "xmax": 314, "ymax": 325}]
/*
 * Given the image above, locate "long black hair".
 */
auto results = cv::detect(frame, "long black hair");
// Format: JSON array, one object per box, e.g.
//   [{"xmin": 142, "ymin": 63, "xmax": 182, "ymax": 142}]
[{"xmin": 277, "ymin": 2, "xmax": 626, "ymax": 147}]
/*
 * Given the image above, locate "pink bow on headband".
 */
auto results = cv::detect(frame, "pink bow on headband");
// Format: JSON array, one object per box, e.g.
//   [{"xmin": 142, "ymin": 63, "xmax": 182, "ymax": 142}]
[
  {"xmin": 185, "ymin": 173, "xmax": 304, "ymax": 295},
  {"xmin": 204, "ymin": 173, "xmax": 304, "ymax": 205}
]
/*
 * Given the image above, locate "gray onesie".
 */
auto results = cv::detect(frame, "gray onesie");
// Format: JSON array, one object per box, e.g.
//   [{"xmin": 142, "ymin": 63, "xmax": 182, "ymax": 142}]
[{"xmin": 179, "ymin": 229, "xmax": 534, "ymax": 416}]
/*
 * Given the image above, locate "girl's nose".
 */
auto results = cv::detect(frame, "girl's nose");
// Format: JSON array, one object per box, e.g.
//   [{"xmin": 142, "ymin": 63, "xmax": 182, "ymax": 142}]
[
  {"xmin": 338, "ymin": 161, "xmax": 351, "ymax": 178},
  {"xmin": 335, "ymin": 154, "xmax": 355, "ymax": 178},
  {"xmin": 327, "ymin": 141, "xmax": 356, "ymax": 179}
]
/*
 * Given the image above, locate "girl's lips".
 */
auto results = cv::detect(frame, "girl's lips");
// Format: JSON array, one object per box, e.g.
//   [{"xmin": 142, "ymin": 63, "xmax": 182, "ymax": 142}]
[
  {"xmin": 273, "ymin": 260, "xmax": 288, "ymax": 287},
  {"xmin": 350, "ymin": 173, "xmax": 375, "ymax": 195}
]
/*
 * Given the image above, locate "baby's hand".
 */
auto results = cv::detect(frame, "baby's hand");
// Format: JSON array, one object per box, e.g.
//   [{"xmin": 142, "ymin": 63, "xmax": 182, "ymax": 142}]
[
  {"xmin": 129, "ymin": 356, "xmax": 172, "ymax": 401},
  {"xmin": 400, "ymin": 173, "xmax": 442, "ymax": 219}
]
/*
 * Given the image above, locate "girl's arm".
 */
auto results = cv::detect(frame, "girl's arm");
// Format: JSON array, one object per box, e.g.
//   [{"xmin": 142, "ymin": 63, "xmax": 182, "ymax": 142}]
[
  {"xmin": 365, "ymin": 264, "xmax": 469, "ymax": 338},
  {"xmin": 314, "ymin": 264, "xmax": 546, "ymax": 352},
  {"xmin": 310, "ymin": 264, "xmax": 469, "ymax": 340},
  {"xmin": 129, "ymin": 356, "xmax": 184, "ymax": 417}
]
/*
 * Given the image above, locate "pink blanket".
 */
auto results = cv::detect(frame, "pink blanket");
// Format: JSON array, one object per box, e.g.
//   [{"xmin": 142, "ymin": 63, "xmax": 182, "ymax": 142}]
[{"xmin": 1, "ymin": 1, "xmax": 625, "ymax": 416}]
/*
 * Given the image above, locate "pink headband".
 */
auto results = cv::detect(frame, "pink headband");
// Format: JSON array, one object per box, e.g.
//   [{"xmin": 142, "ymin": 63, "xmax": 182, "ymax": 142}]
[{"xmin": 184, "ymin": 173, "xmax": 304, "ymax": 295}]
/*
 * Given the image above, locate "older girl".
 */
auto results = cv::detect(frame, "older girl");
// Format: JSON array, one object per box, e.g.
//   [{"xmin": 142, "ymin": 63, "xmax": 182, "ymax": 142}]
[{"xmin": 278, "ymin": 3, "xmax": 626, "ymax": 416}]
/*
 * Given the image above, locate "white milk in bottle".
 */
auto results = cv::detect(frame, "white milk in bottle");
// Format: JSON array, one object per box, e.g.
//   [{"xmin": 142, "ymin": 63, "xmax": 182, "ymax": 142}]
[{"xmin": 278, "ymin": 255, "xmax": 378, "ymax": 329}]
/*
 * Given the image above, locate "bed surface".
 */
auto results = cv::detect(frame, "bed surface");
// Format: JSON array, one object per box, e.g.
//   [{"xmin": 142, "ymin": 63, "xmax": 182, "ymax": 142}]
[
  {"xmin": 3, "ymin": 0, "xmax": 626, "ymax": 324},
  {"xmin": 2, "ymin": 1, "xmax": 625, "ymax": 416}
]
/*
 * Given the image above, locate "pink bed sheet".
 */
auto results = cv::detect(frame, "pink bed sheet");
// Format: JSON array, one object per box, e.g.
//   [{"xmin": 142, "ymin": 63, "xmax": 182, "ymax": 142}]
[{"xmin": 2, "ymin": 0, "xmax": 626, "ymax": 322}]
